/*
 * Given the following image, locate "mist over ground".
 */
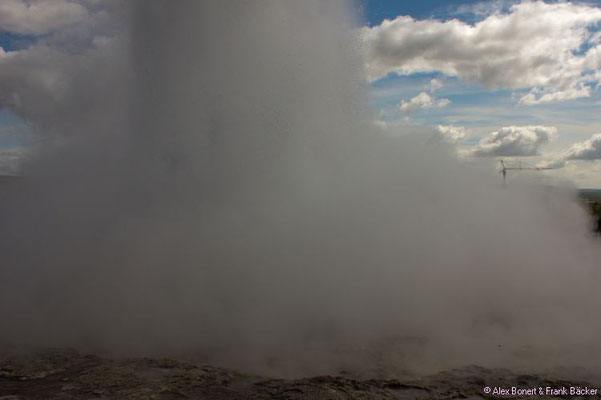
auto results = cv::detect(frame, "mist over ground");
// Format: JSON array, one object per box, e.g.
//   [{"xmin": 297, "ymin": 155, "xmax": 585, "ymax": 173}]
[{"xmin": 1, "ymin": 0, "xmax": 600, "ymax": 378}]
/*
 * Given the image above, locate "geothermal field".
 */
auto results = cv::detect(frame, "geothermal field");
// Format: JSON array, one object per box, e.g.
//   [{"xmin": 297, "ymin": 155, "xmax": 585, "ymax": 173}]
[{"xmin": 2, "ymin": 0, "xmax": 601, "ymax": 398}]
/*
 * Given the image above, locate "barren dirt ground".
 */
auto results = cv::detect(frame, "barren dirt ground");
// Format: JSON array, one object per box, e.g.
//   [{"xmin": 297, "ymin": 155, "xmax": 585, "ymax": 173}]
[{"xmin": 1, "ymin": 349, "xmax": 600, "ymax": 399}]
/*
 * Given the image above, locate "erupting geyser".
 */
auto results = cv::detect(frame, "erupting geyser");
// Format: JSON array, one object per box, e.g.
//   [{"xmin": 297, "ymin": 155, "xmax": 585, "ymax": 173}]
[{"xmin": 1, "ymin": 0, "xmax": 601, "ymax": 378}]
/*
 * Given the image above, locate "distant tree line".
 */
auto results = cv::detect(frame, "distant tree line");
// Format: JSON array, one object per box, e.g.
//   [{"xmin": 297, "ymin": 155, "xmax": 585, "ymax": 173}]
[{"xmin": 585, "ymin": 201, "xmax": 601, "ymax": 234}]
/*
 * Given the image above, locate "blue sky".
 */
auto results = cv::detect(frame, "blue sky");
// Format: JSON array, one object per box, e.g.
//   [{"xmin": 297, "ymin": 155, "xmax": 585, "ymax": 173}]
[
  {"xmin": 0, "ymin": 110, "xmax": 28, "ymax": 148},
  {"xmin": 361, "ymin": 0, "xmax": 601, "ymax": 24},
  {"xmin": 0, "ymin": 32, "xmax": 36, "ymax": 51},
  {"xmin": 360, "ymin": 0, "xmax": 488, "ymax": 25}
]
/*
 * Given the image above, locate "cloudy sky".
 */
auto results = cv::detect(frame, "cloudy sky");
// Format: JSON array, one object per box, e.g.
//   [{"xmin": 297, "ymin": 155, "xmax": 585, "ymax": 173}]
[
  {"xmin": 363, "ymin": 0, "xmax": 601, "ymax": 187},
  {"xmin": 2, "ymin": 0, "xmax": 601, "ymax": 186}
]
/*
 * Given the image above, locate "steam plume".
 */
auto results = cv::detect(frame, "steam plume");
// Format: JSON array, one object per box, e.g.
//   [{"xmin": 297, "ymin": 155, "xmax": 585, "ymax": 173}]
[{"xmin": 1, "ymin": 0, "xmax": 600, "ymax": 378}]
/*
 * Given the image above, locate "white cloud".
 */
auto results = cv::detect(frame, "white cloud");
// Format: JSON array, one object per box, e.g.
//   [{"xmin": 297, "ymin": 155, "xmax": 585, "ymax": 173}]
[
  {"xmin": 0, "ymin": 1, "xmax": 126, "ymax": 128},
  {"xmin": 429, "ymin": 78, "xmax": 443, "ymax": 92},
  {"xmin": 537, "ymin": 158, "xmax": 566, "ymax": 169},
  {"xmin": 534, "ymin": 132, "xmax": 601, "ymax": 173},
  {"xmin": 470, "ymin": 125, "xmax": 557, "ymax": 157},
  {"xmin": 0, "ymin": 0, "xmax": 88, "ymax": 35},
  {"xmin": 361, "ymin": 1, "xmax": 601, "ymax": 104},
  {"xmin": 559, "ymin": 159, "xmax": 601, "ymax": 187},
  {"xmin": 0, "ymin": 147, "xmax": 26, "ymax": 174},
  {"xmin": 400, "ymin": 92, "xmax": 450, "ymax": 113},
  {"xmin": 453, "ymin": 0, "xmax": 516, "ymax": 18},
  {"xmin": 519, "ymin": 85, "xmax": 591, "ymax": 105},
  {"xmin": 436, "ymin": 125, "xmax": 467, "ymax": 143},
  {"xmin": 564, "ymin": 133, "xmax": 601, "ymax": 160}
]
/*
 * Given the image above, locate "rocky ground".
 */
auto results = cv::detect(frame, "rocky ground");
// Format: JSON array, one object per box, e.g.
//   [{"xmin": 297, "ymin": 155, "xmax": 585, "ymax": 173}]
[{"xmin": 1, "ymin": 349, "xmax": 600, "ymax": 399}]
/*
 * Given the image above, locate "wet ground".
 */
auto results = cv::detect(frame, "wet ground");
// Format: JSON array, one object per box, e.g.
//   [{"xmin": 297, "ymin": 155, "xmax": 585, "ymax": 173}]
[{"xmin": 1, "ymin": 349, "xmax": 600, "ymax": 399}]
